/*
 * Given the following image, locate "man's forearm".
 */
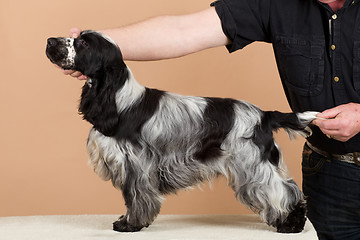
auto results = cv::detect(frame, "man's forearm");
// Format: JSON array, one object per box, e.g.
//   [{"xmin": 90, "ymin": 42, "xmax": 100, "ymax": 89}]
[{"xmin": 101, "ymin": 8, "xmax": 230, "ymax": 61}]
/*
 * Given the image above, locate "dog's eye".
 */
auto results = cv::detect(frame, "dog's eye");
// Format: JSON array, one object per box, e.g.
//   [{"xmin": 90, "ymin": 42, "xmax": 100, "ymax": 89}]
[{"xmin": 78, "ymin": 39, "xmax": 88, "ymax": 48}]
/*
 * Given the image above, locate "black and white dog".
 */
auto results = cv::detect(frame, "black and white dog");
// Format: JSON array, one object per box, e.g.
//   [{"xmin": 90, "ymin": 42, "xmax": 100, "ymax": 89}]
[{"xmin": 46, "ymin": 30, "xmax": 317, "ymax": 233}]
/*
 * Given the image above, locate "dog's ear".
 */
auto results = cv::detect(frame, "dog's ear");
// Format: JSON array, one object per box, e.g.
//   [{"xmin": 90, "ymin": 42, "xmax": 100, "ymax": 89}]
[
  {"xmin": 103, "ymin": 45, "xmax": 126, "ymax": 73},
  {"xmin": 78, "ymin": 33, "xmax": 130, "ymax": 136},
  {"xmin": 79, "ymin": 84, "xmax": 118, "ymax": 137},
  {"xmin": 79, "ymin": 69, "xmax": 129, "ymax": 137}
]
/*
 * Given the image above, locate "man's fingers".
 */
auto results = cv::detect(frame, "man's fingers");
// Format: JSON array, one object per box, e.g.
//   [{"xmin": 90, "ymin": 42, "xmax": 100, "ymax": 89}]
[
  {"xmin": 69, "ymin": 28, "xmax": 81, "ymax": 38},
  {"xmin": 62, "ymin": 69, "xmax": 74, "ymax": 75},
  {"xmin": 316, "ymin": 104, "xmax": 348, "ymax": 119},
  {"xmin": 78, "ymin": 75, "xmax": 88, "ymax": 80},
  {"xmin": 70, "ymin": 71, "xmax": 83, "ymax": 78},
  {"xmin": 317, "ymin": 109, "xmax": 339, "ymax": 119},
  {"xmin": 313, "ymin": 118, "xmax": 341, "ymax": 131}
]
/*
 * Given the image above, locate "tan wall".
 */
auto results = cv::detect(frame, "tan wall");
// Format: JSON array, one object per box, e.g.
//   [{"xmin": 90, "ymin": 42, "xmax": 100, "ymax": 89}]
[{"xmin": 0, "ymin": 0, "xmax": 306, "ymax": 217}]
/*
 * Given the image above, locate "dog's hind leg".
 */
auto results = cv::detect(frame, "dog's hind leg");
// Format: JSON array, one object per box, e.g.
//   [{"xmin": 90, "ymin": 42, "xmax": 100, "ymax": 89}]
[
  {"xmin": 228, "ymin": 147, "xmax": 306, "ymax": 233},
  {"xmin": 113, "ymin": 162, "xmax": 163, "ymax": 232}
]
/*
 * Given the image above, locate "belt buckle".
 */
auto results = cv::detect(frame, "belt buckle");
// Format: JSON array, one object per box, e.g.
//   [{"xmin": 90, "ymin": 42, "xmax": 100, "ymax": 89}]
[{"xmin": 352, "ymin": 152, "xmax": 360, "ymax": 167}]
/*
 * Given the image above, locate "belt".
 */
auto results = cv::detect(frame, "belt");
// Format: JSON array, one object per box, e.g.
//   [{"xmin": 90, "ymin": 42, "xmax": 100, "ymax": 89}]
[{"xmin": 306, "ymin": 141, "xmax": 360, "ymax": 167}]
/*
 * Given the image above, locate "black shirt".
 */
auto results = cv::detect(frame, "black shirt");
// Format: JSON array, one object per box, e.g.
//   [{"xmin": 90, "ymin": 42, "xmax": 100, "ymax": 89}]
[{"xmin": 211, "ymin": 0, "xmax": 360, "ymax": 154}]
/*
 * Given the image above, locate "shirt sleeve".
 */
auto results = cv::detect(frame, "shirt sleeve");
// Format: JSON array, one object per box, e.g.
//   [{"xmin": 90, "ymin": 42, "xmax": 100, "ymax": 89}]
[{"xmin": 210, "ymin": 0, "xmax": 271, "ymax": 53}]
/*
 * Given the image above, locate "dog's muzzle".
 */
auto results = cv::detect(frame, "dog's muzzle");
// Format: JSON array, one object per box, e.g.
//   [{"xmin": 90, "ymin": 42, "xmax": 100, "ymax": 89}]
[{"xmin": 46, "ymin": 37, "xmax": 75, "ymax": 70}]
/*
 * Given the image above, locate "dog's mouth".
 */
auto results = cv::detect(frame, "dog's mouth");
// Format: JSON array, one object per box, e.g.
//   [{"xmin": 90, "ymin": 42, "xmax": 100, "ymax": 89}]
[{"xmin": 46, "ymin": 37, "xmax": 75, "ymax": 70}]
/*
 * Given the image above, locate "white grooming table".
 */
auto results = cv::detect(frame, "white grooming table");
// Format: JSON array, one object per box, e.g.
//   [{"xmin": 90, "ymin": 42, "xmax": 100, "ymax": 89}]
[{"xmin": 0, "ymin": 214, "xmax": 317, "ymax": 240}]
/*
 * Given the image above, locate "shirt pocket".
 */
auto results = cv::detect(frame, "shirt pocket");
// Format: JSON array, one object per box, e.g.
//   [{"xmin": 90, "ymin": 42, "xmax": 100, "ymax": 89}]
[
  {"xmin": 353, "ymin": 41, "xmax": 360, "ymax": 92},
  {"xmin": 275, "ymin": 35, "xmax": 325, "ymax": 96}
]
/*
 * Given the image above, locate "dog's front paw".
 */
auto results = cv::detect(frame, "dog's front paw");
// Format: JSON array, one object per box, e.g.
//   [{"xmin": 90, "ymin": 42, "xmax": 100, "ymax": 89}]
[{"xmin": 113, "ymin": 217, "xmax": 147, "ymax": 232}]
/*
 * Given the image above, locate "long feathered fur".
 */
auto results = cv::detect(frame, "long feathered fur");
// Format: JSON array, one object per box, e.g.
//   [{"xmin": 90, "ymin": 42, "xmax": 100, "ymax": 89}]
[{"xmin": 46, "ymin": 30, "xmax": 318, "ymax": 233}]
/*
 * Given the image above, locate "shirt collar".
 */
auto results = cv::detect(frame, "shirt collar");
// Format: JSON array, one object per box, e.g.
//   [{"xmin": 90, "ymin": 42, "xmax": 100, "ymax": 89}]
[{"xmin": 317, "ymin": 0, "xmax": 358, "ymax": 8}]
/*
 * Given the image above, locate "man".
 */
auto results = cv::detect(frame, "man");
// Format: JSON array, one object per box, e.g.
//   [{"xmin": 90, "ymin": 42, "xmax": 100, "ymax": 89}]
[{"xmin": 61, "ymin": 0, "xmax": 360, "ymax": 239}]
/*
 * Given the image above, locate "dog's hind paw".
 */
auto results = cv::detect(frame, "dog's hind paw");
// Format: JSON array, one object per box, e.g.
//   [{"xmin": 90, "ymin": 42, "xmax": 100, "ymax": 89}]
[
  {"xmin": 113, "ymin": 217, "xmax": 147, "ymax": 232},
  {"xmin": 275, "ymin": 201, "xmax": 307, "ymax": 233}
]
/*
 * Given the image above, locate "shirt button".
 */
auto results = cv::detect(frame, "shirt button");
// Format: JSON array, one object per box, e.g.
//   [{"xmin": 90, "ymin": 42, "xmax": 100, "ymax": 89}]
[
  {"xmin": 334, "ymin": 76, "xmax": 340, "ymax": 82},
  {"xmin": 331, "ymin": 44, "xmax": 336, "ymax": 50},
  {"xmin": 332, "ymin": 14, "xmax": 338, "ymax": 20}
]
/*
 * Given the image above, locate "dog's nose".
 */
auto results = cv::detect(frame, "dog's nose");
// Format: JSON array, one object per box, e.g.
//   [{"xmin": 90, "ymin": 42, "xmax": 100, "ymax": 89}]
[{"xmin": 47, "ymin": 38, "xmax": 58, "ymax": 47}]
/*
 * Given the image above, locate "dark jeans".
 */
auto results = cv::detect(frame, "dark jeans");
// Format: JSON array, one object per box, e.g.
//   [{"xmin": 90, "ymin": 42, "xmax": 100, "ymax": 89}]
[{"xmin": 302, "ymin": 143, "xmax": 360, "ymax": 240}]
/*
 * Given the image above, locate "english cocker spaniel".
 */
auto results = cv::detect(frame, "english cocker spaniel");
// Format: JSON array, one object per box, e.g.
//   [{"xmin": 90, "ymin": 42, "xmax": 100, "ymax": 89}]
[{"xmin": 46, "ymin": 30, "xmax": 317, "ymax": 233}]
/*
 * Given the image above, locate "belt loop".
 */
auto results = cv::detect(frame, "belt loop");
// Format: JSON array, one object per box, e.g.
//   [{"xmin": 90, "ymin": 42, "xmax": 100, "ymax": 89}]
[
  {"xmin": 353, "ymin": 152, "xmax": 360, "ymax": 166},
  {"xmin": 306, "ymin": 142, "xmax": 331, "ymax": 159}
]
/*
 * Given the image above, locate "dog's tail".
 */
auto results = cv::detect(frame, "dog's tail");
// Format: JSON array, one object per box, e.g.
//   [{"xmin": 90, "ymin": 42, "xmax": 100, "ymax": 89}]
[
  {"xmin": 261, "ymin": 111, "xmax": 319, "ymax": 138},
  {"xmin": 251, "ymin": 110, "xmax": 318, "ymax": 167}
]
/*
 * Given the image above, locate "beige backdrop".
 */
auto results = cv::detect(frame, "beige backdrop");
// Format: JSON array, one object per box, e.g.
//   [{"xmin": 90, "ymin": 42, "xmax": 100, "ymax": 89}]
[{"xmin": 0, "ymin": 0, "xmax": 306, "ymax": 217}]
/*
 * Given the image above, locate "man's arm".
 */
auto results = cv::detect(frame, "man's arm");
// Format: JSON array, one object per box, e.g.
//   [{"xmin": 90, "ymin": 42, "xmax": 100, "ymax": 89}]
[
  {"xmin": 104, "ymin": 8, "xmax": 230, "ymax": 60},
  {"xmin": 63, "ymin": 8, "xmax": 230, "ymax": 79}
]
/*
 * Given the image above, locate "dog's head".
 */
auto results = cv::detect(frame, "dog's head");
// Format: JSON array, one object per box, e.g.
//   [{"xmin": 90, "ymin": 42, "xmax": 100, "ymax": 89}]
[
  {"xmin": 46, "ymin": 30, "xmax": 126, "ymax": 78},
  {"xmin": 46, "ymin": 31, "xmax": 129, "ymax": 136}
]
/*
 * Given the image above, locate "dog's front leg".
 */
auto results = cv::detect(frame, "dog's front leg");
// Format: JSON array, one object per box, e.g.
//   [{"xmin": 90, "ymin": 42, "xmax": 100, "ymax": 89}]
[{"xmin": 113, "ymin": 171, "xmax": 163, "ymax": 232}]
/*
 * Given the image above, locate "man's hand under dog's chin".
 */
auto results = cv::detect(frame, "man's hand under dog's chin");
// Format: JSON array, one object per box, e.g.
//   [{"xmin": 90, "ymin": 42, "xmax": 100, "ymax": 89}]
[{"xmin": 62, "ymin": 68, "xmax": 88, "ymax": 80}]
